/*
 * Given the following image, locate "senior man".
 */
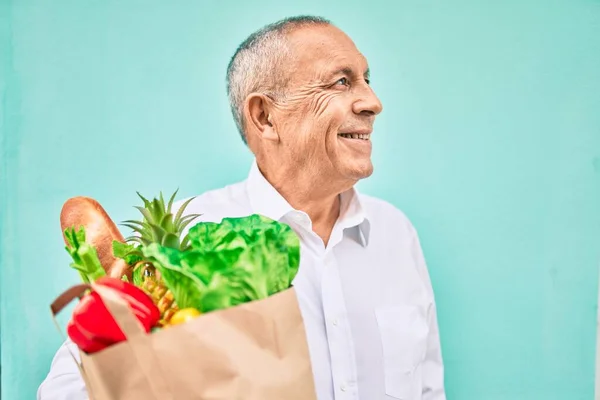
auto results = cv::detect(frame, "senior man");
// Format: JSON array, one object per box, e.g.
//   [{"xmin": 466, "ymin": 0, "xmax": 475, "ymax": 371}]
[{"xmin": 38, "ymin": 16, "xmax": 446, "ymax": 400}]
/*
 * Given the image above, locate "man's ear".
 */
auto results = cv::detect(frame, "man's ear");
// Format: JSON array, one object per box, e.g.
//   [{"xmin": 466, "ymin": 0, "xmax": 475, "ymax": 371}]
[{"xmin": 244, "ymin": 93, "xmax": 279, "ymax": 142}]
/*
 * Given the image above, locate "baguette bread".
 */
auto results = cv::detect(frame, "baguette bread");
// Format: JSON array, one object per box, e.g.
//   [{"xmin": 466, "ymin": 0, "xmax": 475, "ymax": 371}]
[{"xmin": 60, "ymin": 196, "xmax": 131, "ymax": 281}]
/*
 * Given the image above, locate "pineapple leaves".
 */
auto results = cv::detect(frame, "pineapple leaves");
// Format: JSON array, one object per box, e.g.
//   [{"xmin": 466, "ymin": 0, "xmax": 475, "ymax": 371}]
[
  {"xmin": 161, "ymin": 232, "xmax": 180, "ymax": 249},
  {"xmin": 174, "ymin": 196, "xmax": 197, "ymax": 226},
  {"xmin": 121, "ymin": 223, "xmax": 151, "ymax": 238},
  {"xmin": 159, "ymin": 213, "xmax": 175, "ymax": 234},
  {"xmin": 177, "ymin": 213, "xmax": 201, "ymax": 233},
  {"xmin": 148, "ymin": 223, "xmax": 168, "ymax": 244},
  {"xmin": 167, "ymin": 189, "xmax": 179, "ymax": 214},
  {"xmin": 125, "ymin": 236, "xmax": 144, "ymax": 246},
  {"xmin": 121, "ymin": 219, "xmax": 145, "ymax": 229},
  {"xmin": 159, "ymin": 191, "xmax": 166, "ymax": 211},
  {"xmin": 136, "ymin": 191, "xmax": 151, "ymax": 206},
  {"xmin": 134, "ymin": 206, "xmax": 154, "ymax": 225},
  {"xmin": 180, "ymin": 234, "xmax": 191, "ymax": 251},
  {"xmin": 150, "ymin": 198, "xmax": 164, "ymax": 223},
  {"xmin": 123, "ymin": 190, "xmax": 201, "ymax": 255}
]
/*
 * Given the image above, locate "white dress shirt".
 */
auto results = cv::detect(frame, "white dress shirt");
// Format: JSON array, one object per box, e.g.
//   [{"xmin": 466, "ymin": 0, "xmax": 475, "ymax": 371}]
[{"xmin": 38, "ymin": 160, "xmax": 446, "ymax": 400}]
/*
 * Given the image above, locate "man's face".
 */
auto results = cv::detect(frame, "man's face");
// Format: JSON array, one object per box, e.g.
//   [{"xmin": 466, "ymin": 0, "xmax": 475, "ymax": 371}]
[{"xmin": 272, "ymin": 24, "xmax": 383, "ymax": 183}]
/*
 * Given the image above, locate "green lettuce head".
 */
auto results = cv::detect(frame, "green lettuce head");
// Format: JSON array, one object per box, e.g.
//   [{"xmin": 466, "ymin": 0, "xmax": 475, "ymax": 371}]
[{"xmin": 141, "ymin": 214, "xmax": 300, "ymax": 313}]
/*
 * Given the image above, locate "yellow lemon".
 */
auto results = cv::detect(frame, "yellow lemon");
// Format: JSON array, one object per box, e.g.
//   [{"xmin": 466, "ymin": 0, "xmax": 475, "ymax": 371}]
[{"xmin": 169, "ymin": 308, "xmax": 201, "ymax": 325}]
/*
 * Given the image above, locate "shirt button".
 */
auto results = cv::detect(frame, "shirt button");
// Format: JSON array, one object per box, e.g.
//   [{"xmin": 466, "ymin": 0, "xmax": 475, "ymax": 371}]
[
  {"xmin": 332, "ymin": 318, "xmax": 339, "ymax": 326},
  {"xmin": 341, "ymin": 383, "xmax": 348, "ymax": 392}
]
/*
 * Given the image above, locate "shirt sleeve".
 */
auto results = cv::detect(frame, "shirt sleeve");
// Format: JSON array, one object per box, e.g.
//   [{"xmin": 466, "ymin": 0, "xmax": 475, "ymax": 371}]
[
  {"xmin": 37, "ymin": 340, "xmax": 88, "ymax": 400},
  {"xmin": 409, "ymin": 224, "xmax": 447, "ymax": 400}
]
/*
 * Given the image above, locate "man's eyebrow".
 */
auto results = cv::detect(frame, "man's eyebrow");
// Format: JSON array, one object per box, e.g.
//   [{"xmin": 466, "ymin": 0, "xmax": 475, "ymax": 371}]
[{"xmin": 329, "ymin": 66, "xmax": 371, "ymax": 79}]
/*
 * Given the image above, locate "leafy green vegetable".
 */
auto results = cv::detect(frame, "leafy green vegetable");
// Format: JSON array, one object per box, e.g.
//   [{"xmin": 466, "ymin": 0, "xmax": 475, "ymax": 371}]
[
  {"xmin": 64, "ymin": 226, "xmax": 106, "ymax": 284},
  {"xmin": 141, "ymin": 214, "xmax": 300, "ymax": 313},
  {"xmin": 112, "ymin": 240, "xmax": 143, "ymax": 266}
]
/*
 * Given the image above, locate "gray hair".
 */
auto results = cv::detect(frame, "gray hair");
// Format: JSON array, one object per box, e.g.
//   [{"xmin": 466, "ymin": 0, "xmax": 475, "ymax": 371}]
[{"xmin": 226, "ymin": 15, "xmax": 332, "ymax": 144}]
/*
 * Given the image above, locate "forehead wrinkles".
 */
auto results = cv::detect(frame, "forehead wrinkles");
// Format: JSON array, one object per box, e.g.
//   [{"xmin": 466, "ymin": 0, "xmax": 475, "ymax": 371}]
[
  {"xmin": 292, "ymin": 29, "xmax": 365, "ymax": 73},
  {"xmin": 284, "ymin": 30, "xmax": 339, "ymax": 85},
  {"xmin": 286, "ymin": 50, "xmax": 369, "ymax": 92}
]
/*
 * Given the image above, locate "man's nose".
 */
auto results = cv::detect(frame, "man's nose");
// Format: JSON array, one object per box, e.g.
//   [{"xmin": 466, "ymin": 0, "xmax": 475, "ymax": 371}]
[{"xmin": 353, "ymin": 84, "xmax": 383, "ymax": 116}]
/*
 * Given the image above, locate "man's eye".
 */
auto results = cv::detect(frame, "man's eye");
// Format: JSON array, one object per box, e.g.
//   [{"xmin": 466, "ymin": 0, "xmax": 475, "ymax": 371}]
[
  {"xmin": 365, "ymin": 78, "xmax": 370, "ymax": 85},
  {"xmin": 335, "ymin": 77, "xmax": 349, "ymax": 86}
]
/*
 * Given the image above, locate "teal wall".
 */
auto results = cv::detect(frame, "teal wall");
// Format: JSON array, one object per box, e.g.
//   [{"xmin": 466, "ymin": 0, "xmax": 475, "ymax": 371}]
[{"xmin": 1, "ymin": 1, "xmax": 599, "ymax": 399}]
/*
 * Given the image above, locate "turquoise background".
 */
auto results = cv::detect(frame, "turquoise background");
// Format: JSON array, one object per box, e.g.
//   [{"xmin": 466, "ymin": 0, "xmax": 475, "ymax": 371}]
[{"xmin": 1, "ymin": 1, "xmax": 600, "ymax": 399}]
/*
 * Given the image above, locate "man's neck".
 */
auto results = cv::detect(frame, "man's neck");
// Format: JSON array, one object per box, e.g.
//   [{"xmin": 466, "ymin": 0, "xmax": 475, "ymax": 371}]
[
  {"xmin": 257, "ymin": 161, "xmax": 352, "ymax": 246},
  {"xmin": 284, "ymin": 189, "xmax": 341, "ymax": 246}
]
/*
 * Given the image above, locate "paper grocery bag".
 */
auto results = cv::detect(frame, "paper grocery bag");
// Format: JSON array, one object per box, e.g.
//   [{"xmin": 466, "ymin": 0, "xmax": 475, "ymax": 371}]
[{"xmin": 51, "ymin": 283, "xmax": 317, "ymax": 400}]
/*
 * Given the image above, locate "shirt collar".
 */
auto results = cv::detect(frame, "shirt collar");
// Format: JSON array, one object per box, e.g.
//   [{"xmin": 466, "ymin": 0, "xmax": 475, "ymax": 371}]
[
  {"xmin": 338, "ymin": 186, "xmax": 371, "ymax": 247},
  {"xmin": 245, "ymin": 159, "xmax": 371, "ymax": 247}
]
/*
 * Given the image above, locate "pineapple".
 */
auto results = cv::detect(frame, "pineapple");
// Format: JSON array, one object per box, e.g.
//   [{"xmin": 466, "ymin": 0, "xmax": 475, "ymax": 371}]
[{"xmin": 121, "ymin": 190, "xmax": 200, "ymax": 326}]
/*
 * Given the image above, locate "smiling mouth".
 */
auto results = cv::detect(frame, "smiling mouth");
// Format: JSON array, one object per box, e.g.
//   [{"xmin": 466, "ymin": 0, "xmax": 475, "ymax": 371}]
[{"xmin": 338, "ymin": 133, "xmax": 371, "ymax": 140}]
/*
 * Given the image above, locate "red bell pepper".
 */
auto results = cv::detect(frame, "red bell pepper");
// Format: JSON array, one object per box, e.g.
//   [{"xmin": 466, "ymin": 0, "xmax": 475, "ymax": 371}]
[{"xmin": 67, "ymin": 276, "xmax": 160, "ymax": 353}]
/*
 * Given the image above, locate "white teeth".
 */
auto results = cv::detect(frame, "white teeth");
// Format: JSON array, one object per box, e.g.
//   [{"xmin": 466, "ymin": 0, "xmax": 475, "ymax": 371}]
[{"xmin": 339, "ymin": 133, "xmax": 370, "ymax": 140}]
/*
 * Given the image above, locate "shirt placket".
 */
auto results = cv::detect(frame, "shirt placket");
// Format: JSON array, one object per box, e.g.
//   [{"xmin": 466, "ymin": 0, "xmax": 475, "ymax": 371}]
[{"xmin": 321, "ymin": 248, "xmax": 359, "ymax": 400}]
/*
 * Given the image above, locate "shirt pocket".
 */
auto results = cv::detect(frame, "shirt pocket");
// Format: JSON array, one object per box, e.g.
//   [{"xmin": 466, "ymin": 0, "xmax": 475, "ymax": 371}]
[{"xmin": 375, "ymin": 304, "xmax": 430, "ymax": 399}]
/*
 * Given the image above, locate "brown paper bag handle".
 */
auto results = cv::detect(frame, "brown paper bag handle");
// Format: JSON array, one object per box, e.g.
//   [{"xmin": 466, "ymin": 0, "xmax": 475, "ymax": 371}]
[
  {"xmin": 51, "ymin": 283, "xmax": 173, "ymax": 400},
  {"xmin": 51, "ymin": 283, "xmax": 147, "ymax": 338},
  {"xmin": 50, "ymin": 283, "xmax": 90, "ymax": 315},
  {"xmin": 50, "ymin": 283, "xmax": 95, "ymax": 400}
]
